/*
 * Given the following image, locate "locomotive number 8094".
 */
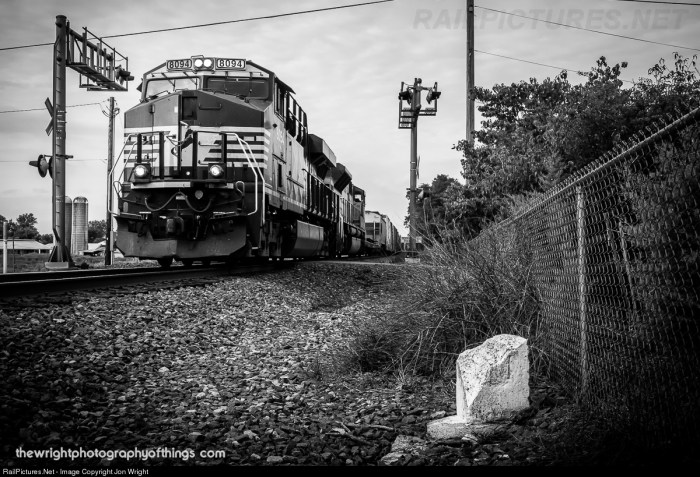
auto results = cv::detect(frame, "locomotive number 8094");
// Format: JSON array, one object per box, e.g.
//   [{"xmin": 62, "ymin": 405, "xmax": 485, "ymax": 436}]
[{"xmin": 113, "ymin": 55, "xmax": 397, "ymax": 267}]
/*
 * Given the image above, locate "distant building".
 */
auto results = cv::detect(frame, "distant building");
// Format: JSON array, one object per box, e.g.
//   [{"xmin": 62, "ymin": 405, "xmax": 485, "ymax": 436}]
[{"xmin": 0, "ymin": 239, "xmax": 53, "ymax": 255}]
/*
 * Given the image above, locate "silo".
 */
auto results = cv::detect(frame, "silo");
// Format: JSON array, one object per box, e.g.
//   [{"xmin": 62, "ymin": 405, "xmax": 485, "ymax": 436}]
[
  {"xmin": 72, "ymin": 197, "xmax": 88, "ymax": 255},
  {"xmin": 64, "ymin": 196, "xmax": 72, "ymax": 255}
]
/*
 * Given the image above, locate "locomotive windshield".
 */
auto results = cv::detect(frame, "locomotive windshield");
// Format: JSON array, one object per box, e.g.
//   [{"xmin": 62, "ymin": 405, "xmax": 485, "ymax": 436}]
[
  {"xmin": 205, "ymin": 77, "xmax": 269, "ymax": 99},
  {"xmin": 145, "ymin": 77, "xmax": 199, "ymax": 98}
]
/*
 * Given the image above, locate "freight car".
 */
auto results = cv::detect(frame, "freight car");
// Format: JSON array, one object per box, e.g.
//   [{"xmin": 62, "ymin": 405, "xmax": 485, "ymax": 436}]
[
  {"xmin": 363, "ymin": 210, "xmax": 401, "ymax": 255},
  {"xmin": 112, "ymin": 56, "xmax": 368, "ymax": 266}
]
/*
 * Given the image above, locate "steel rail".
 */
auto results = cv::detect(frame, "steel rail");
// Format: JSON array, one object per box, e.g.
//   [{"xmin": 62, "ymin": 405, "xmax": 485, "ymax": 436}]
[
  {"xmin": 0, "ymin": 262, "xmax": 288, "ymax": 298},
  {"xmin": 0, "ymin": 253, "xmax": 400, "ymax": 299}
]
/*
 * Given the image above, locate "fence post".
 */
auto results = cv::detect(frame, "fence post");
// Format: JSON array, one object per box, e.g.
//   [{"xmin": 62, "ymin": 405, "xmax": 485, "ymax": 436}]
[{"xmin": 577, "ymin": 185, "xmax": 588, "ymax": 395}]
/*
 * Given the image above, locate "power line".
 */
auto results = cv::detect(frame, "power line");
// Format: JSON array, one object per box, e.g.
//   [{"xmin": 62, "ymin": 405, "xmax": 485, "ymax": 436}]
[
  {"xmin": 615, "ymin": 1, "xmax": 700, "ymax": 5},
  {"xmin": 0, "ymin": 102, "xmax": 102, "ymax": 114},
  {"xmin": 2, "ymin": 159, "xmax": 107, "ymax": 163},
  {"xmin": 0, "ymin": 0, "xmax": 394, "ymax": 52},
  {"xmin": 475, "ymin": 5, "xmax": 700, "ymax": 52},
  {"xmin": 475, "ymin": 49, "xmax": 635, "ymax": 84}
]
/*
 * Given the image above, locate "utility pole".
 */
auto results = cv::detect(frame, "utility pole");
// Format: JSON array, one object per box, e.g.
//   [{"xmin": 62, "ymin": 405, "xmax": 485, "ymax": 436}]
[
  {"xmin": 105, "ymin": 97, "xmax": 118, "ymax": 266},
  {"xmin": 467, "ymin": 0, "xmax": 475, "ymax": 145},
  {"xmin": 398, "ymin": 79, "xmax": 441, "ymax": 258}
]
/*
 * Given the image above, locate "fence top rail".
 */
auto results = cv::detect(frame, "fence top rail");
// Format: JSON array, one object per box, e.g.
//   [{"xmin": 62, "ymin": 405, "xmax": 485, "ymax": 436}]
[{"xmin": 498, "ymin": 104, "xmax": 700, "ymax": 229}]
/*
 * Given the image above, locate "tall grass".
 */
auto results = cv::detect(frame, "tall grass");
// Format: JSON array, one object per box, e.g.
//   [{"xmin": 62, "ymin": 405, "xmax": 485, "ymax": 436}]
[{"xmin": 341, "ymin": 215, "xmax": 542, "ymax": 378}]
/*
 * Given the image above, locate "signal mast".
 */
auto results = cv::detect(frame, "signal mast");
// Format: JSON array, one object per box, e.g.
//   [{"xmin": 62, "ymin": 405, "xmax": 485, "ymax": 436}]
[
  {"xmin": 397, "ymin": 78, "xmax": 441, "ymax": 257},
  {"xmin": 29, "ymin": 15, "xmax": 132, "ymax": 269}
]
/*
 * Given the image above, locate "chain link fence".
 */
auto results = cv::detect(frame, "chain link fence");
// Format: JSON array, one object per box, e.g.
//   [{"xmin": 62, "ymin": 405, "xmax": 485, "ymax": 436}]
[{"xmin": 487, "ymin": 105, "xmax": 700, "ymax": 449}]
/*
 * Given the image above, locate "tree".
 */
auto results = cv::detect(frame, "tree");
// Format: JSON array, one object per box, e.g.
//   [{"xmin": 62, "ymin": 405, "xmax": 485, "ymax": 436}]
[
  {"xmin": 37, "ymin": 234, "xmax": 54, "ymax": 244},
  {"xmin": 13, "ymin": 213, "xmax": 39, "ymax": 239},
  {"xmin": 411, "ymin": 175, "xmax": 465, "ymax": 242},
  {"xmin": 439, "ymin": 54, "xmax": 700, "ymax": 241},
  {"xmin": 88, "ymin": 220, "xmax": 107, "ymax": 243},
  {"xmin": 0, "ymin": 215, "xmax": 11, "ymax": 239}
]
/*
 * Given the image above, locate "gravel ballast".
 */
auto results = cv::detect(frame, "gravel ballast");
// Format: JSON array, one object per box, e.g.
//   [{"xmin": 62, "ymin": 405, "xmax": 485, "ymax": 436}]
[
  {"xmin": 1, "ymin": 261, "xmax": 628, "ymax": 467},
  {"xmin": 0, "ymin": 262, "xmax": 456, "ymax": 467}
]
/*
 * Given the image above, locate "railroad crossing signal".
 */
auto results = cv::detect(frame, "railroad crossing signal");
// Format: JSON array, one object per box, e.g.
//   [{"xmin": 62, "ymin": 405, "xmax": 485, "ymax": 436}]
[
  {"xmin": 29, "ymin": 155, "xmax": 52, "ymax": 178},
  {"xmin": 45, "ymin": 98, "xmax": 54, "ymax": 136},
  {"xmin": 28, "ymin": 154, "xmax": 73, "ymax": 178},
  {"xmin": 32, "ymin": 15, "xmax": 132, "ymax": 269}
]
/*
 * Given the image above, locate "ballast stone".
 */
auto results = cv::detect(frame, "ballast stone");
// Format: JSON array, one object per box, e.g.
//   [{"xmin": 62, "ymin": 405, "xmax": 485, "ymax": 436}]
[
  {"xmin": 379, "ymin": 435, "xmax": 428, "ymax": 466},
  {"xmin": 427, "ymin": 334, "xmax": 529, "ymax": 440}
]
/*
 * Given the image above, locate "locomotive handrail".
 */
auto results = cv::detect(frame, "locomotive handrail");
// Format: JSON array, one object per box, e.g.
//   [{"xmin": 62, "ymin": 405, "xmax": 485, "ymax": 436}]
[
  {"xmin": 221, "ymin": 132, "xmax": 266, "ymax": 224},
  {"xmin": 109, "ymin": 133, "xmax": 139, "ymax": 216},
  {"xmin": 116, "ymin": 133, "xmax": 141, "ymax": 184},
  {"xmin": 108, "ymin": 180, "xmax": 122, "ymax": 216}
]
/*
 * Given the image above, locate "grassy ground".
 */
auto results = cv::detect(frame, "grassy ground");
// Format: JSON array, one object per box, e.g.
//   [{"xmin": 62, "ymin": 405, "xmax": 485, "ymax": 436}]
[{"xmin": 0, "ymin": 253, "xmax": 139, "ymax": 273}]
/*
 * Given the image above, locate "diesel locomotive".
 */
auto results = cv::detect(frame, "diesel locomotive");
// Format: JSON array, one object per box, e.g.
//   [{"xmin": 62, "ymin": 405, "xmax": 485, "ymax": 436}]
[{"xmin": 113, "ymin": 55, "xmax": 370, "ymax": 267}]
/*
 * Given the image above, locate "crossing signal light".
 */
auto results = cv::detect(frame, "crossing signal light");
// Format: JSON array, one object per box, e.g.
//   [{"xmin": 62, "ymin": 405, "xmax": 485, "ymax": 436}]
[
  {"xmin": 398, "ymin": 89, "xmax": 413, "ymax": 105},
  {"xmin": 115, "ymin": 66, "xmax": 134, "ymax": 84},
  {"xmin": 29, "ymin": 155, "xmax": 53, "ymax": 179},
  {"xmin": 426, "ymin": 83, "xmax": 441, "ymax": 104}
]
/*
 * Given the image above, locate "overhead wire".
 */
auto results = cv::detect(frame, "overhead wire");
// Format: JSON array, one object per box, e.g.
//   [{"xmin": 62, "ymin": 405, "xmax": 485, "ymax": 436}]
[
  {"xmin": 0, "ymin": 0, "xmax": 394, "ymax": 52},
  {"xmin": 0, "ymin": 102, "xmax": 102, "ymax": 114},
  {"xmin": 2, "ymin": 159, "xmax": 107, "ymax": 162},
  {"xmin": 615, "ymin": 1, "xmax": 700, "ymax": 5},
  {"xmin": 474, "ymin": 5, "xmax": 700, "ymax": 52},
  {"xmin": 475, "ymin": 49, "xmax": 635, "ymax": 84}
]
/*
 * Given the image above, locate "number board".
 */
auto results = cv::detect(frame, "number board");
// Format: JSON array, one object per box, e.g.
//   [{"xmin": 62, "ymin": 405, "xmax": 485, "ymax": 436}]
[
  {"xmin": 216, "ymin": 58, "xmax": 246, "ymax": 70},
  {"xmin": 166, "ymin": 59, "xmax": 192, "ymax": 71}
]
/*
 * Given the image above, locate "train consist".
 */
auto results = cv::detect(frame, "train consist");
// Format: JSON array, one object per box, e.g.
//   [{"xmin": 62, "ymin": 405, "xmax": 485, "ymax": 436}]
[
  {"xmin": 364, "ymin": 210, "xmax": 401, "ymax": 255},
  {"xmin": 113, "ymin": 56, "xmax": 399, "ymax": 266}
]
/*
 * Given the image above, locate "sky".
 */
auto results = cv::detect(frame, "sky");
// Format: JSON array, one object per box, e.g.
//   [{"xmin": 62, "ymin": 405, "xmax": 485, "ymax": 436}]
[{"xmin": 0, "ymin": 0, "xmax": 698, "ymax": 236}]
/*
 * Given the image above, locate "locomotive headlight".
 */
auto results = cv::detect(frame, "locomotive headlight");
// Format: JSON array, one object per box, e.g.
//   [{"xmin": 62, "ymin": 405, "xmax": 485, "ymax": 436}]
[
  {"xmin": 134, "ymin": 164, "xmax": 149, "ymax": 178},
  {"xmin": 208, "ymin": 164, "xmax": 225, "ymax": 178},
  {"xmin": 133, "ymin": 163, "xmax": 151, "ymax": 183},
  {"xmin": 192, "ymin": 56, "xmax": 214, "ymax": 71}
]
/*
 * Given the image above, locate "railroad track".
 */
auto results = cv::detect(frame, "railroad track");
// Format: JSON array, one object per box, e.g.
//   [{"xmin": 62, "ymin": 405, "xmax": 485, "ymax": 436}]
[
  {"xmin": 0, "ymin": 261, "xmax": 291, "ymax": 300},
  {"xmin": 0, "ymin": 254, "xmax": 400, "ymax": 302}
]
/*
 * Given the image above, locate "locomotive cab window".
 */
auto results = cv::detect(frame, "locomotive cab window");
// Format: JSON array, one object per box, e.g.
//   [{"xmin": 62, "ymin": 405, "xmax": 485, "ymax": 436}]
[
  {"xmin": 274, "ymin": 84, "xmax": 286, "ymax": 117},
  {"xmin": 145, "ymin": 77, "xmax": 198, "ymax": 99},
  {"xmin": 205, "ymin": 77, "xmax": 269, "ymax": 99}
]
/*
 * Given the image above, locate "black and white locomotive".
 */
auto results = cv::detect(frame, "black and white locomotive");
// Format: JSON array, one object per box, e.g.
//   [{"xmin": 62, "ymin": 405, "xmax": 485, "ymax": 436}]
[{"xmin": 113, "ymin": 56, "xmax": 369, "ymax": 266}]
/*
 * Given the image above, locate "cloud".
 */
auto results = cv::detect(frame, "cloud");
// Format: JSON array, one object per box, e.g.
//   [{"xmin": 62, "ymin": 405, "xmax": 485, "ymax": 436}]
[{"xmin": 2, "ymin": 0, "xmax": 699, "ymax": 236}]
